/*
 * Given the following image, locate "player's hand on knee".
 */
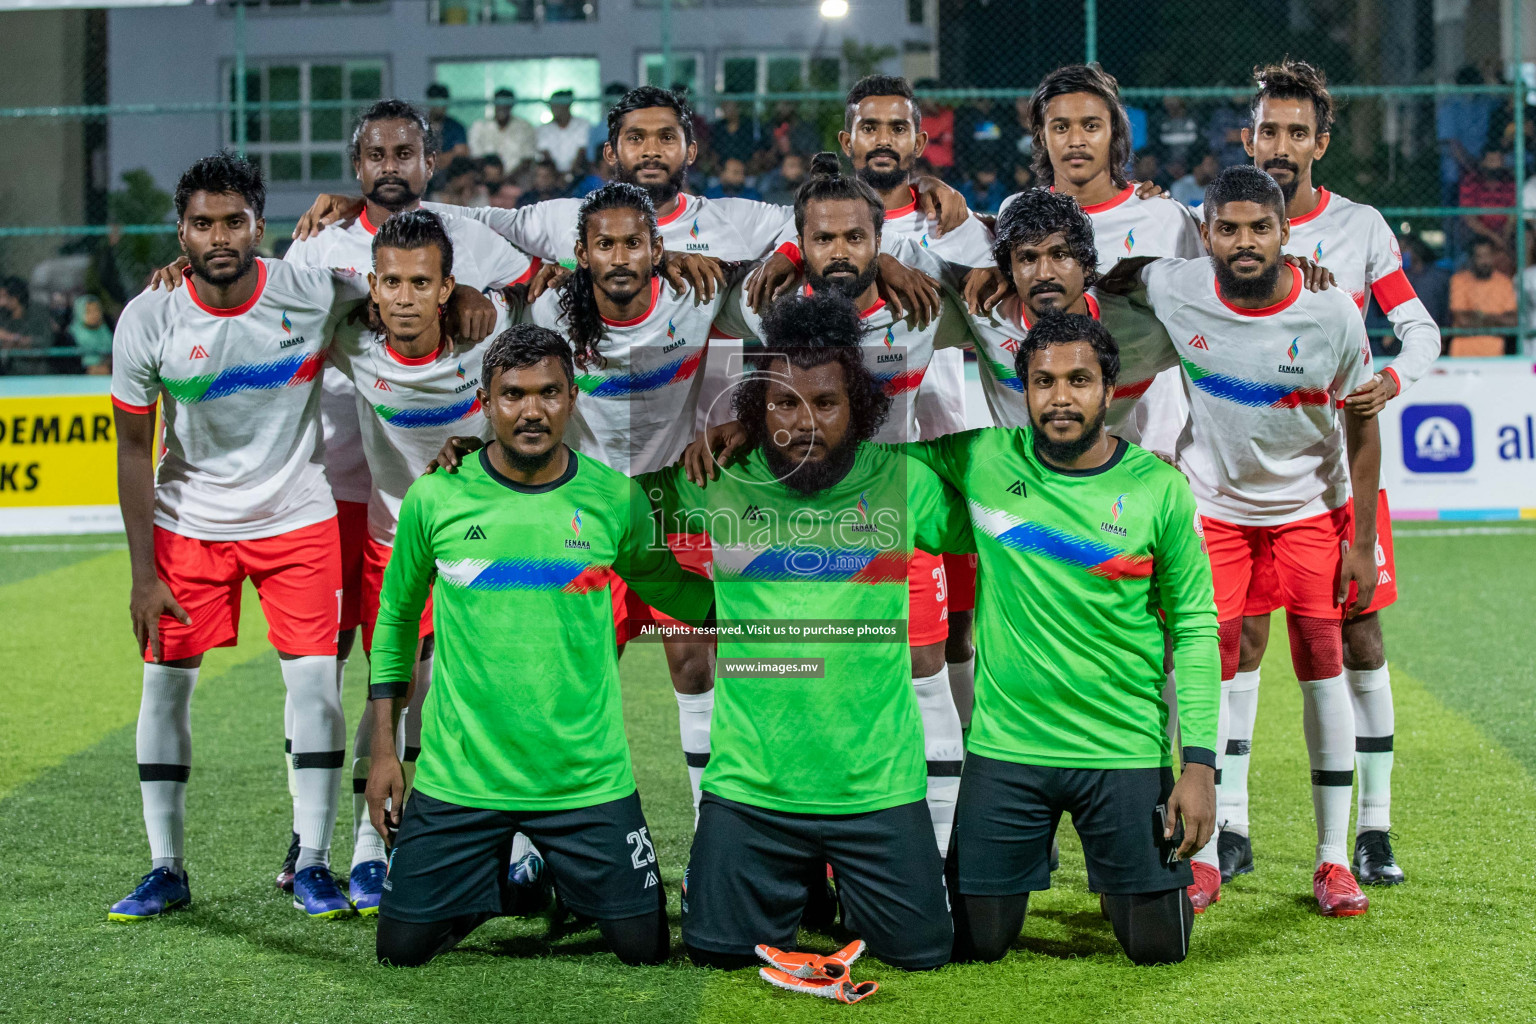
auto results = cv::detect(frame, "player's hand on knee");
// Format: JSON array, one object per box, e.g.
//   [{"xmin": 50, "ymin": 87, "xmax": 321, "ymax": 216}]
[
  {"xmin": 522, "ymin": 262, "xmax": 571, "ymax": 304},
  {"xmin": 1167, "ymin": 762, "xmax": 1215, "ymax": 857},
  {"xmin": 661, "ymin": 252, "xmax": 727, "ymax": 303},
  {"xmin": 876, "ymin": 254, "xmax": 941, "ymax": 328},
  {"xmin": 425, "ymin": 435, "xmax": 485, "ymax": 475},
  {"xmin": 1284, "ymin": 254, "xmax": 1336, "ymax": 292},
  {"xmin": 131, "ymin": 578, "xmax": 189, "ymax": 663},
  {"xmin": 366, "ymin": 754, "xmax": 405, "ymax": 848},
  {"xmin": 146, "ymin": 256, "xmax": 190, "ymax": 292},
  {"xmin": 963, "ymin": 266, "xmax": 1008, "ymax": 316},
  {"xmin": 915, "ymin": 175, "xmax": 970, "ymax": 237},
  {"xmin": 746, "ymin": 252, "xmax": 800, "ymax": 313},
  {"xmin": 293, "ymin": 193, "xmax": 364, "ymax": 240},
  {"xmin": 1343, "ymin": 372, "xmax": 1396, "ymax": 419},
  {"xmin": 1337, "ymin": 539, "xmax": 1377, "ymax": 617}
]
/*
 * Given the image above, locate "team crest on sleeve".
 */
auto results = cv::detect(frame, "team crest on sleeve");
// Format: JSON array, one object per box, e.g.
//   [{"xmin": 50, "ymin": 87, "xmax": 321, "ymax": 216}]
[{"xmin": 1193, "ymin": 512, "xmax": 1207, "ymax": 553}]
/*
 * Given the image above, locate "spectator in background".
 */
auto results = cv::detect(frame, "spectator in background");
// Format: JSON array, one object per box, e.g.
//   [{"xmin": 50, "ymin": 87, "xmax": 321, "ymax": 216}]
[
  {"xmin": 537, "ymin": 89, "xmax": 592, "ymax": 173},
  {"xmin": 1009, "ymin": 161, "xmax": 1035, "ymax": 194},
  {"xmin": 957, "ymin": 98, "xmax": 1008, "ymax": 175},
  {"xmin": 589, "ymin": 81, "xmax": 630, "ymax": 162},
  {"xmin": 433, "ymin": 156, "xmax": 489, "ymax": 207},
  {"xmin": 770, "ymin": 101, "xmax": 821, "ymax": 160},
  {"xmin": 960, "ymin": 164, "xmax": 1007, "ymax": 214},
  {"xmin": 1205, "ymin": 94, "xmax": 1250, "ymax": 167},
  {"xmin": 480, "ymin": 154, "xmax": 505, "ymax": 192},
  {"xmin": 1458, "ymin": 145, "xmax": 1516, "ymax": 264},
  {"xmin": 1006, "ymin": 95, "xmax": 1034, "ymax": 168},
  {"xmin": 426, "ymin": 83, "xmax": 470, "ymax": 160},
  {"xmin": 568, "ymin": 151, "xmax": 609, "ymax": 198},
  {"xmin": 673, "ymin": 82, "xmax": 714, "ymax": 156},
  {"xmin": 1449, "ymin": 236, "xmax": 1517, "ymax": 356},
  {"xmin": 1173, "ymin": 152, "xmax": 1221, "ymax": 208},
  {"xmin": 1523, "ymin": 234, "xmax": 1536, "ymax": 349},
  {"xmin": 1437, "ymin": 65, "xmax": 1498, "ymax": 206},
  {"xmin": 516, "ymin": 160, "xmax": 567, "ymax": 208},
  {"xmin": 1134, "ymin": 151, "xmax": 1166, "ymax": 190},
  {"xmin": 69, "ymin": 294, "xmax": 113, "ymax": 375},
  {"xmin": 0, "ymin": 276, "xmax": 50, "ymax": 374},
  {"xmin": 705, "ymin": 157, "xmax": 761, "ymax": 201},
  {"xmin": 759, "ymin": 151, "xmax": 807, "ymax": 206},
  {"xmin": 914, "ymin": 80, "xmax": 955, "ymax": 175},
  {"xmin": 712, "ymin": 101, "xmax": 764, "ymax": 170},
  {"xmin": 1155, "ymin": 95, "xmax": 1200, "ymax": 166},
  {"xmin": 1401, "ymin": 234, "xmax": 1451, "ymax": 332},
  {"xmin": 469, "ymin": 88, "xmax": 538, "ymax": 174},
  {"xmin": 489, "ymin": 180, "xmax": 523, "ymax": 209}
]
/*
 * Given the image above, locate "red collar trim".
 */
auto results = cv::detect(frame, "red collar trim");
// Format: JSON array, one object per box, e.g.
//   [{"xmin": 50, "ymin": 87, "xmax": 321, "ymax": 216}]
[
  {"xmin": 385, "ymin": 337, "xmax": 446, "ymax": 366},
  {"xmin": 655, "ymin": 193, "xmax": 692, "ymax": 228},
  {"xmin": 1216, "ymin": 263, "xmax": 1303, "ymax": 317},
  {"xmin": 886, "ymin": 187, "xmax": 918, "ymax": 220},
  {"xmin": 359, "ymin": 206, "xmax": 380, "ymax": 236},
  {"xmin": 184, "ymin": 258, "xmax": 267, "ymax": 317},
  {"xmin": 601, "ymin": 276, "xmax": 661, "ymax": 327},
  {"xmin": 1287, "ymin": 188, "xmax": 1331, "ymax": 227},
  {"xmin": 1014, "ymin": 290, "xmax": 1100, "ymax": 331},
  {"xmin": 1078, "ymin": 184, "xmax": 1135, "ymax": 215},
  {"xmin": 800, "ymin": 281, "xmax": 885, "ymax": 319}
]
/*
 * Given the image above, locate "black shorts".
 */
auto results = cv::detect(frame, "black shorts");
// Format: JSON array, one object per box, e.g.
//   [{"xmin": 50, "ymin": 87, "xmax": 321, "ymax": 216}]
[
  {"xmin": 380, "ymin": 789, "xmax": 662, "ymax": 923},
  {"xmin": 682, "ymin": 793, "xmax": 951, "ymax": 970},
  {"xmin": 953, "ymin": 755, "xmax": 1193, "ymax": 897}
]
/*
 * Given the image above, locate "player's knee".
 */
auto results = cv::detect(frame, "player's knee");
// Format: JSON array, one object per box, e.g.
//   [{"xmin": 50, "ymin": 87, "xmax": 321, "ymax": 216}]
[
  {"xmin": 944, "ymin": 611, "xmax": 974, "ymax": 662},
  {"xmin": 1237, "ymin": 614, "xmax": 1268, "ymax": 672},
  {"xmin": 601, "ymin": 909, "xmax": 670, "ymax": 966},
  {"xmin": 666, "ymin": 643, "xmax": 714, "ymax": 695},
  {"xmin": 685, "ymin": 944, "xmax": 757, "ymax": 970},
  {"xmin": 1285, "ymin": 614, "xmax": 1343, "ymax": 679},
  {"xmin": 1342, "ymin": 612, "xmax": 1385, "ymax": 671},
  {"xmin": 375, "ymin": 916, "xmax": 437, "ymax": 968},
  {"xmin": 1217, "ymin": 618, "xmax": 1243, "ymax": 679},
  {"xmin": 1103, "ymin": 889, "xmax": 1191, "ymax": 967},
  {"xmin": 910, "ymin": 641, "xmax": 946, "ymax": 678}
]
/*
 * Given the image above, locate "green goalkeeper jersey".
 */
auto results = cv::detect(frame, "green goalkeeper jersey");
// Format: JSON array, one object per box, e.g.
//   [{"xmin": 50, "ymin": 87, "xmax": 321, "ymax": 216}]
[
  {"xmin": 906, "ymin": 427, "xmax": 1220, "ymax": 770},
  {"xmin": 374, "ymin": 446, "xmax": 715, "ymax": 811},
  {"xmin": 642, "ymin": 443, "xmax": 971, "ymax": 814}
]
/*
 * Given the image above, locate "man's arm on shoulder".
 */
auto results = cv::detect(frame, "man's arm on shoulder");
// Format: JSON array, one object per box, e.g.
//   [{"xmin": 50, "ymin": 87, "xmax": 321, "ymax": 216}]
[
  {"xmin": 614, "ymin": 474, "xmax": 715, "ymax": 627},
  {"xmin": 906, "ymin": 455, "xmax": 975, "ymax": 556}
]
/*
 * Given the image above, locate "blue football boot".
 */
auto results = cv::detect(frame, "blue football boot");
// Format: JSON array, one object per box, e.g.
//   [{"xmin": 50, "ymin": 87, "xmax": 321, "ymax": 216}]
[
  {"xmin": 292, "ymin": 865, "xmax": 356, "ymax": 919},
  {"xmin": 108, "ymin": 867, "xmax": 191, "ymax": 921},
  {"xmin": 348, "ymin": 860, "xmax": 388, "ymax": 917}
]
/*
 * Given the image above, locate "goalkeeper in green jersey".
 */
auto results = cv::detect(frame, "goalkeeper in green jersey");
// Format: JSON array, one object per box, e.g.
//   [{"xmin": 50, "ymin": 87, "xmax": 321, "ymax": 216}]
[
  {"xmin": 907, "ymin": 312, "xmax": 1221, "ymax": 967},
  {"xmin": 648, "ymin": 290, "xmax": 971, "ymax": 972},
  {"xmin": 364, "ymin": 324, "xmax": 715, "ymax": 968}
]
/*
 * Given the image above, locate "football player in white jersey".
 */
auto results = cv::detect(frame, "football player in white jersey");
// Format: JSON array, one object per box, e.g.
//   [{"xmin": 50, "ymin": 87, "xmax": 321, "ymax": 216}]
[
  {"xmin": 1131, "ymin": 166, "xmax": 1381, "ymax": 918},
  {"xmin": 1220, "ymin": 60, "xmax": 1441, "ymax": 889},
  {"xmin": 108, "ymin": 154, "xmax": 371, "ymax": 922},
  {"xmin": 687, "ymin": 157, "xmax": 971, "ymax": 855}
]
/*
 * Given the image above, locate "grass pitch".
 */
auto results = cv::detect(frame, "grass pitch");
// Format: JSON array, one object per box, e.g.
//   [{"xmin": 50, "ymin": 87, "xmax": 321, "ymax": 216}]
[{"xmin": 2, "ymin": 522, "xmax": 1534, "ymax": 1023}]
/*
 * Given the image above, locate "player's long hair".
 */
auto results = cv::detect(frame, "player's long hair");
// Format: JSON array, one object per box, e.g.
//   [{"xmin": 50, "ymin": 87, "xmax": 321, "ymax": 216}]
[
  {"xmin": 175, "ymin": 151, "xmax": 265, "ymax": 219},
  {"xmin": 1251, "ymin": 57, "xmax": 1335, "ymax": 136},
  {"xmin": 992, "ymin": 188, "xmax": 1100, "ymax": 290},
  {"xmin": 558, "ymin": 182, "xmax": 660, "ymax": 370},
  {"xmin": 793, "ymin": 152, "xmax": 886, "ymax": 239},
  {"xmin": 733, "ymin": 290, "xmax": 891, "ymax": 451},
  {"xmin": 367, "ymin": 209, "xmax": 455, "ymax": 338},
  {"xmin": 1028, "ymin": 64, "xmax": 1132, "ymax": 190}
]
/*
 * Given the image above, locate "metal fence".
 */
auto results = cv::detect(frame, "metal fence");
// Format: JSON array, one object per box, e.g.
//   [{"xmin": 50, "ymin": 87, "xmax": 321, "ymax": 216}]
[{"xmin": 0, "ymin": 0, "xmax": 1530, "ymax": 370}]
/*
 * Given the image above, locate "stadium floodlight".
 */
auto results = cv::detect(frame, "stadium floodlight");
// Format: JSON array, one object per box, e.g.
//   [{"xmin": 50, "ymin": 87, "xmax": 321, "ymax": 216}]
[{"xmin": 819, "ymin": 0, "xmax": 849, "ymax": 18}]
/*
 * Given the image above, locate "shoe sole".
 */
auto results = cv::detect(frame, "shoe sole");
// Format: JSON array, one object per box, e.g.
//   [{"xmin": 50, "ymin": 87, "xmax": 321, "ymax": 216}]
[
  {"xmin": 293, "ymin": 901, "xmax": 358, "ymax": 919},
  {"xmin": 107, "ymin": 898, "xmax": 188, "ymax": 922},
  {"xmin": 1319, "ymin": 904, "xmax": 1368, "ymax": 917},
  {"xmin": 353, "ymin": 902, "xmax": 381, "ymax": 917}
]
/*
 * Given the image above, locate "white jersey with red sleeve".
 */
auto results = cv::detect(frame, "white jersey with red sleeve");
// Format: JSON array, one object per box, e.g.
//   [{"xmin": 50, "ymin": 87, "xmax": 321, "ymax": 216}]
[
  {"xmin": 1282, "ymin": 188, "xmax": 1441, "ymax": 394},
  {"xmin": 285, "ymin": 206, "xmax": 538, "ymax": 505},
  {"xmin": 110, "ymin": 258, "xmax": 367, "ymax": 540},
  {"xmin": 437, "ymin": 192, "xmax": 793, "ymax": 264},
  {"xmin": 967, "ymin": 288, "xmax": 1177, "ymax": 433},
  {"xmin": 1140, "ymin": 258, "xmax": 1373, "ymax": 526},
  {"xmin": 328, "ymin": 293, "xmax": 511, "ymax": 545},
  {"xmin": 998, "ymin": 184, "xmax": 1205, "ymax": 271},
  {"xmin": 526, "ymin": 276, "xmax": 725, "ymax": 474}
]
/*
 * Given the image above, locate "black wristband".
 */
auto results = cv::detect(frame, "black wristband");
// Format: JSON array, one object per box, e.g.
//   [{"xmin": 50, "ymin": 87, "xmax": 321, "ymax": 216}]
[
  {"xmin": 369, "ymin": 682, "xmax": 406, "ymax": 702},
  {"xmin": 1181, "ymin": 746, "xmax": 1217, "ymax": 770}
]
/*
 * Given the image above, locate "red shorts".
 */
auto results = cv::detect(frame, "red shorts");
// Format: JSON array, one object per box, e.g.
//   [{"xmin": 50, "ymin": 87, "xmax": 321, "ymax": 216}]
[
  {"xmin": 149, "ymin": 518, "xmax": 341, "ymax": 662},
  {"xmin": 1241, "ymin": 490, "xmax": 1399, "ymax": 618},
  {"xmin": 336, "ymin": 500, "xmax": 368, "ymax": 632},
  {"xmin": 360, "ymin": 536, "xmax": 434, "ymax": 651},
  {"xmin": 613, "ymin": 533, "xmax": 714, "ymax": 645},
  {"xmin": 943, "ymin": 552, "xmax": 977, "ymax": 615},
  {"xmin": 1203, "ymin": 507, "xmax": 1355, "ymax": 623},
  {"xmin": 908, "ymin": 549, "xmax": 950, "ymax": 646}
]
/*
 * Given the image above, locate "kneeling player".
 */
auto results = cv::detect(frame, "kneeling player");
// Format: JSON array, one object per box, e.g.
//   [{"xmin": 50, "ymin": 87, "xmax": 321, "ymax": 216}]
[
  {"xmin": 365, "ymin": 325, "xmax": 715, "ymax": 966},
  {"xmin": 649, "ymin": 291, "xmax": 969, "ymax": 972},
  {"xmin": 907, "ymin": 314, "xmax": 1219, "ymax": 966}
]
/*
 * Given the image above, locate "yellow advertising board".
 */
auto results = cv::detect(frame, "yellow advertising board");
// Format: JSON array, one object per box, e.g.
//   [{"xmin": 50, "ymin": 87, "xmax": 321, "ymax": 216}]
[{"xmin": 0, "ymin": 380, "xmax": 125, "ymax": 535}]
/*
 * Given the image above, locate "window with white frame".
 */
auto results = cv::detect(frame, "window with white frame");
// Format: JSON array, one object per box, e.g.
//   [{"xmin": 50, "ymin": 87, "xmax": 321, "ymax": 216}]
[
  {"xmin": 637, "ymin": 53, "xmax": 704, "ymax": 96},
  {"xmin": 225, "ymin": 60, "xmax": 386, "ymax": 183},
  {"xmin": 716, "ymin": 51, "xmax": 840, "ymax": 98}
]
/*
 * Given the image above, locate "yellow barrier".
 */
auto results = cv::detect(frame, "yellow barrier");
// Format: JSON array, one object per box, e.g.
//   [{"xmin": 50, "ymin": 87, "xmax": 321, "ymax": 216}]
[{"xmin": 0, "ymin": 382, "xmax": 123, "ymax": 535}]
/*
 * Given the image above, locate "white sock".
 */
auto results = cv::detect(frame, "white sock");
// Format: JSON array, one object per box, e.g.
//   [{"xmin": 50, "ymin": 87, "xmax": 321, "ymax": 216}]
[
  {"xmin": 137, "ymin": 663, "xmax": 199, "ymax": 873},
  {"xmin": 1162, "ymin": 670, "xmax": 1180, "ymax": 748},
  {"xmin": 283, "ymin": 655, "xmax": 344, "ymax": 872},
  {"xmin": 1347, "ymin": 664, "xmax": 1394, "ymax": 834},
  {"xmin": 675, "ymin": 689, "xmax": 713, "ymax": 822},
  {"xmin": 350, "ymin": 696, "xmax": 387, "ymax": 868},
  {"xmin": 1218, "ymin": 668, "xmax": 1260, "ymax": 836},
  {"xmin": 1300, "ymin": 673, "xmax": 1355, "ymax": 868},
  {"xmin": 283, "ymin": 692, "xmax": 299, "ymax": 833},
  {"xmin": 913, "ymin": 668, "xmax": 963, "ymax": 856},
  {"xmin": 398, "ymin": 651, "xmax": 433, "ymax": 791},
  {"xmin": 1189, "ymin": 672, "xmax": 1231, "ymax": 872},
  {"xmin": 946, "ymin": 655, "xmax": 975, "ymax": 732}
]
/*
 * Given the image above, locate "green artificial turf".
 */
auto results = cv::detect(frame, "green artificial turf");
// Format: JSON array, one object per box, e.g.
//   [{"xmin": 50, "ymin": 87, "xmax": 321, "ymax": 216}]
[{"xmin": 2, "ymin": 525, "xmax": 1533, "ymax": 1023}]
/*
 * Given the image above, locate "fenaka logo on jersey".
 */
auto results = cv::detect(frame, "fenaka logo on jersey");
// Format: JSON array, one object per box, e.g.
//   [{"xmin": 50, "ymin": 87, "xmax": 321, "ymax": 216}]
[
  {"xmin": 1401, "ymin": 403, "xmax": 1474, "ymax": 474},
  {"xmin": 1313, "ymin": 241, "xmax": 1324, "ymax": 262},
  {"xmin": 849, "ymin": 491, "xmax": 877, "ymax": 533},
  {"xmin": 277, "ymin": 310, "xmax": 308, "ymax": 349},
  {"xmin": 456, "ymin": 362, "xmax": 466, "ymax": 380},
  {"xmin": 566, "ymin": 507, "xmax": 590, "ymax": 549},
  {"xmin": 662, "ymin": 319, "xmax": 687, "ymax": 353},
  {"xmin": 281, "ymin": 311, "xmax": 293, "ymax": 334},
  {"xmin": 1123, "ymin": 229, "xmax": 1135, "ymax": 256},
  {"xmin": 1188, "ymin": 334, "xmax": 1208, "ymax": 350},
  {"xmin": 453, "ymin": 362, "xmax": 479, "ymax": 393},
  {"xmin": 1100, "ymin": 493, "xmax": 1129, "ymax": 537},
  {"xmin": 1278, "ymin": 336, "xmax": 1304, "ymax": 374},
  {"xmin": 685, "ymin": 219, "xmax": 709, "ymax": 251}
]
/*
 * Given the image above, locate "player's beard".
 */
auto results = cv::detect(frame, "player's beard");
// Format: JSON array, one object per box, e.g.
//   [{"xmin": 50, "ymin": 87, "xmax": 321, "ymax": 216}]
[
  {"xmin": 1263, "ymin": 158, "xmax": 1301, "ymax": 204},
  {"xmin": 1213, "ymin": 248, "xmax": 1282, "ymax": 301},
  {"xmin": 1032, "ymin": 397, "xmax": 1108, "ymax": 466},
  {"xmin": 764, "ymin": 432, "xmax": 859, "ymax": 496},
  {"xmin": 807, "ymin": 260, "xmax": 878, "ymax": 303},
  {"xmin": 497, "ymin": 432, "xmax": 558, "ymax": 474},
  {"xmin": 620, "ymin": 160, "xmax": 688, "ymax": 209},
  {"xmin": 365, "ymin": 175, "xmax": 422, "ymax": 214},
  {"xmin": 188, "ymin": 245, "xmax": 257, "ymax": 288},
  {"xmin": 856, "ymin": 148, "xmax": 911, "ymax": 193}
]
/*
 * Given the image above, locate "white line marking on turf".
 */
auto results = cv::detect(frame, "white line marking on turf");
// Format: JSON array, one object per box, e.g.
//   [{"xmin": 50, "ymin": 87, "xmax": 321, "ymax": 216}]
[
  {"xmin": 1395, "ymin": 526, "xmax": 1536, "ymax": 537},
  {"xmin": 0, "ymin": 542, "xmax": 127, "ymax": 552}
]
